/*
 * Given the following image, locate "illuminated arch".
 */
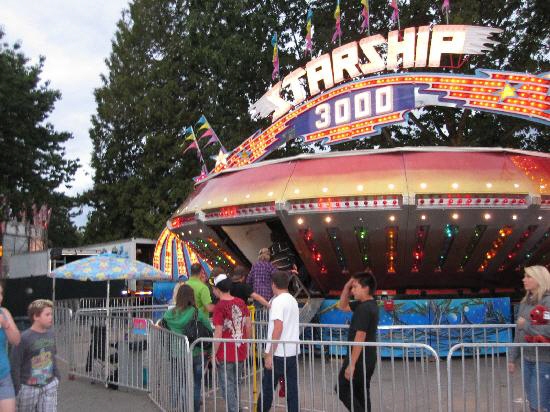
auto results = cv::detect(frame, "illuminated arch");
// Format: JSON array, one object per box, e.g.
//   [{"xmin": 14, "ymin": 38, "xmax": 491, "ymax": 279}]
[{"xmin": 153, "ymin": 228, "xmax": 211, "ymax": 280}]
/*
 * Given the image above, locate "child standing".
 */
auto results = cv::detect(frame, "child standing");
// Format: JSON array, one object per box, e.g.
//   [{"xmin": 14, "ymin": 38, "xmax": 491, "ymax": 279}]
[{"xmin": 10, "ymin": 300, "xmax": 59, "ymax": 412}]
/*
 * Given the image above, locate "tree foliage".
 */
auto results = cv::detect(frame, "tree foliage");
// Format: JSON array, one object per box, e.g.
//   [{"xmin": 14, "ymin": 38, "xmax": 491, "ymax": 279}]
[
  {"xmin": 85, "ymin": 0, "xmax": 549, "ymax": 242},
  {"xmin": 0, "ymin": 29, "xmax": 80, "ymax": 247}
]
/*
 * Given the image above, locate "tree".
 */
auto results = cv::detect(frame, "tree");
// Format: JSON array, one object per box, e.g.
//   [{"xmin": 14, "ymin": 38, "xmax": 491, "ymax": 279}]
[
  {"xmin": 85, "ymin": 0, "xmax": 548, "ymax": 242},
  {"xmin": 0, "ymin": 29, "xmax": 80, "ymax": 246}
]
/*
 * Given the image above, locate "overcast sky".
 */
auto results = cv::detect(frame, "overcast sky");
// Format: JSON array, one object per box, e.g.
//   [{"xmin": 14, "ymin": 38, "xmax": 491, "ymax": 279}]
[{"xmin": 2, "ymin": 1, "xmax": 130, "ymax": 224}]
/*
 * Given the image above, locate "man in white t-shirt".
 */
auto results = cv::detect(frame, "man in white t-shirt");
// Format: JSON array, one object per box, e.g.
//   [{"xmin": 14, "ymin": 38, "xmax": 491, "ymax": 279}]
[{"xmin": 259, "ymin": 270, "xmax": 300, "ymax": 412}]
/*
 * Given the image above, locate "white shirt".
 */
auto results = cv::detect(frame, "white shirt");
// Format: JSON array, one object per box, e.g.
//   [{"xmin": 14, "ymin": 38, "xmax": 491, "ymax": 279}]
[{"xmin": 265, "ymin": 292, "xmax": 300, "ymax": 357}]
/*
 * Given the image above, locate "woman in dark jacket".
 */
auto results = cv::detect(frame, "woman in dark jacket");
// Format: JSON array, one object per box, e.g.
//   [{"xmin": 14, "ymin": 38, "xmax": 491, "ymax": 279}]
[
  {"xmin": 163, "ymin": 285, "xmax": 212, "ymax": 412},
  {"xmin": 508, "ymin": 265, "xmax": 550, "ymax": 412}
]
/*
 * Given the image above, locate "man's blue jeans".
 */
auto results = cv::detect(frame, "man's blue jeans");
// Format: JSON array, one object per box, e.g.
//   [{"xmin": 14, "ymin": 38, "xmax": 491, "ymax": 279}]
[
  {"xmin": 217, "ymin": 361, "xmax": 243, "ymax": 412},
  {"xmin": 192, "ymin": 355, "xmax": 206, "ymax": 412},
  {"xmin": 259, "ymin": 355, "xmax": 299, "ymax": 412},
  {"xmin": 523, "ymin": 359, "xmax": 550, "ymax": 412}
]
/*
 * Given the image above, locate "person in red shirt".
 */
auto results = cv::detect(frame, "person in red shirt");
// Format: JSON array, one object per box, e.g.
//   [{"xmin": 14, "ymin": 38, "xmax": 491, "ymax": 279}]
[{"xmin": 211, "ymin": 274, "xmax": 251, "ymax": 412}]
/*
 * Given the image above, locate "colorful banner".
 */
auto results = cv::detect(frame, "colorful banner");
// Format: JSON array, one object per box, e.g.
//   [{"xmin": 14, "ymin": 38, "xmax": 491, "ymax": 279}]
[{"xmin": 213, "ymin": 70, "xmax": 550, "ymax": 174}]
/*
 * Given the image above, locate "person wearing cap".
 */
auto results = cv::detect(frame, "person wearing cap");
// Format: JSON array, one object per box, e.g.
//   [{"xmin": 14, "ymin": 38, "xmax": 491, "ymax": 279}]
[
  {"xmin": 211, "ymin": 274, "xmax": 251, "ymax": 412},
  {"xmin": 187, "ymin": 263, "xmax": 215, "ymax": 316},
  {"xmin": 230, "ymin": 266, "xmax": 271, "ymax": 309},
  {"xmin": 259, "ymin": 270, "xmax": 300, "ymax": 412},
  {"xmin": 247, "ymin": 248, "xmax": 277, "ymax": 304}
]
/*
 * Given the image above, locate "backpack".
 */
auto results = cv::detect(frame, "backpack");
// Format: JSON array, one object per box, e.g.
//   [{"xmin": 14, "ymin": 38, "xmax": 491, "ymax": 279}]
[{"xmin": 182, "ymin": 308, "xmax": 213, "ymax": 348}]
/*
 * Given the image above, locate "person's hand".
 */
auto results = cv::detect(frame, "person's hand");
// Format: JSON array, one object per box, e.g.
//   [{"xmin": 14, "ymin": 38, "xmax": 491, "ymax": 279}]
[
  {"xmin": 508, "ymin": 362, "xmax": 515, "ymax": 374},
  {"xmin": 264, "ymin": 354, "xmax": 273, "ymax": 370},
  {"xmin": 344, "ymin": 277, "xmax": 354, "ymax": 291},
  {"xmin": 344, "ymin": 364, "xmax": 355, "ymax": 381},
  {"xmin": 517, "ymin": 317, "xmax": 526, "ymax": 329}
]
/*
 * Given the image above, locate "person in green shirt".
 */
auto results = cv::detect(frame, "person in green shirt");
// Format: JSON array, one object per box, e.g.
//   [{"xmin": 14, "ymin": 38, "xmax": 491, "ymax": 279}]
[
  {"xmin": 186, "ymin": 263, "xmax": 215, "ymax": 316},
  {"xmin": 162, "ymin": 284, "xmax": 212, "ymax": 412}
]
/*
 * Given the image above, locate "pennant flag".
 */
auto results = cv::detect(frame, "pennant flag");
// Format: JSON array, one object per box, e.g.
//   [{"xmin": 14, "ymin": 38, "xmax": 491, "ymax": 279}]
[
  {"xmin": 199, "ymin": 129, "xmax": 215, "ymax": 140},
  {"xmin": 390, "ymin": 0, "xmax": 399, "ymax": 24},
  {"xmin": 196, "ymin": 115, "xmax": 228, "ymax": 153},
  {"xmin": 360, "ymin": 0, "xmax": 370, "ymax": 33},
  {"xmin": 305, "ymin": 9, "xmax": 313, "ymax": 55},
  {"xmin": 196, "ymin": 115, "xmax": 210, "ymax": 131},
  {"xmin": 442, "ymin": 0, "xmax": 450, "ymax": 14},
  {"xmin": 271, "ymin": 33, "xmax": 279, "ymax": 81},
  {"xmin": 184, "ymin": 126, "xmax": 196, "ymax": 141},
  {"xmin": 332, "ymin": 0, "xmax": 342, "ymax": 43},
  {"xmin": 182, "ymin": 140, "xmax": 198, "ymax": 154}
]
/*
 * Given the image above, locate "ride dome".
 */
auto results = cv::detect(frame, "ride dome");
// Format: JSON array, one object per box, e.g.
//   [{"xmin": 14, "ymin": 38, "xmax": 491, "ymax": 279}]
[{"xmin": 168, "ymin": 147, "xmax": 550, "ymax": 297}]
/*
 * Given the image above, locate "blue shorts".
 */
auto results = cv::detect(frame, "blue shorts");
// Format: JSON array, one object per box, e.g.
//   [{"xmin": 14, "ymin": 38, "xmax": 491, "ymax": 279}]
[{"xmin": 0, "ymin": 374, "xmax": 15, "ymax": 400}]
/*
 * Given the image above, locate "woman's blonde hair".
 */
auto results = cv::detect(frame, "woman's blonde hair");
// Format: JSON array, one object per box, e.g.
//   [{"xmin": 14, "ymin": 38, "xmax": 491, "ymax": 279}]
[
  {"xmin": 522, "ymin": 265, "xmax": 550, "ymax": 304},
  {"xmin": 258, "ymin": 248, "xmax": 271, "ymax": 262}
]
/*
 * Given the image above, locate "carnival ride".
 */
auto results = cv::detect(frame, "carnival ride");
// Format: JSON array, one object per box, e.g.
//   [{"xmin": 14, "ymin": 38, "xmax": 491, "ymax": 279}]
[
  {"xmin": 155, "ymin": 24, "xmax": 549, "ymax": 300},
  {"xmin": 165, "ymin": 147, "xmax": 549, "ymax": 297}
]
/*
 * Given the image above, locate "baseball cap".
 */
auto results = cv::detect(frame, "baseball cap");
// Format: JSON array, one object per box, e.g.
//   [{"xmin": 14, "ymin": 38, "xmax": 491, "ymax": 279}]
[{"xmin": 213, "ymin": 274, "xmax": 229, "ymax": 286}]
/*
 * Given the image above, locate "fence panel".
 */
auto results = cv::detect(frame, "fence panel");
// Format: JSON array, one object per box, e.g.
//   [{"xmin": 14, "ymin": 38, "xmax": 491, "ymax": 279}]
[
  {"xmin": 68, "ymin": 312, "xmax": 150, "ymax": 391},
  {"xmin": 188, "ymin": 338, "xmax": 443, "ymax": 412},
  {"xmin": 53, "ymin": 307, "xmax": 73, "ymax": 363},
  {"xmin": 148, "ymin": 322, "xmax": 190, "ymax": 412},
  {"xmin": 447, "ymin": 342, "xmax": 550, "ymax": 412},
  {"xmin": 280, "ymin": 323, "xmax": 515, "ymax": 356}
]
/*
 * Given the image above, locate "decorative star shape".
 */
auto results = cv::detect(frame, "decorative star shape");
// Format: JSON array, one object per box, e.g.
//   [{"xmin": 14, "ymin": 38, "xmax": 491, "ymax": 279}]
[
  {"xmin": 498, "ymin": 82, "xmax": 518, "ymax": 102},
  {"xmin": 212, "ymin": 149, "xmax": 229, "ymax": 167}
]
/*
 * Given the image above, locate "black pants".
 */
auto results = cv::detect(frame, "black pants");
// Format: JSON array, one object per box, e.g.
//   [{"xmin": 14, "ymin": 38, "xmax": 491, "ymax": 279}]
[{"xmin": 338, "ymin": 356, "xmax": 376, "ymax": 412}]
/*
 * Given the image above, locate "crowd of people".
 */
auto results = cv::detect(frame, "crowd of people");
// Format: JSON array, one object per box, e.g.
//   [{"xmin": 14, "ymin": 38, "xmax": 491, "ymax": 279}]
[
  {"xmin": 160, "ymin": 244, "xmax": 384, "ymax": 412},
  {"xmin": 0, "ymin": 249, "xmax": 547, "ymax": 412},
  {"xmin": 160, "ymin": 249, "xmax": 550, "ymax": 412}
]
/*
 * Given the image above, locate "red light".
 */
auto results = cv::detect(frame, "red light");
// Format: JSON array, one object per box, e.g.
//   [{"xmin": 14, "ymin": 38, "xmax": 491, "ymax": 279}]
[
  {"xmin": 476, "ymin": 199, "xmax": 481, "ymax": 203},
  {"xmin": 430, "ymin": 199, "xmax": 435, "ymax": 204},
  {"xmin": 420, "ymin": 199, "xmax": 425, "ymax": 204}
]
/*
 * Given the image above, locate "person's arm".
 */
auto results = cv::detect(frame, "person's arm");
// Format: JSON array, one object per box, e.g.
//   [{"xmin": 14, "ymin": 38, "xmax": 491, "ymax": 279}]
[
  {"xmin": 344, "ymin": 331, "xmax": 367, "ymax": 380},
  {"xmin": 264, "ymin": 319, "xmax": 283, "ymax": 370},
  {"xmin": 211, "ymin": 325, "xmax": 222, "ymax": 363},
  {"xmin": 1, "ymin": 308, "xmax": 20, "ymax": 345},
  {"xmin": 246, "ymin": 267, "xmax": 255, "ymax": 287},
  {"xmin": 9, "ymin": 336, "xmax": 24, "ymax": 394},
  {"xmin": 251, "ymin": 292, "xmax": 270, "ymax": 309},
  {"xmin": 338, "ymin": 278, "xmax": 354, "ymax": 312},
  {"xmin": 200, "ymin": 287, "xmax": 215, "ymax": 313}
]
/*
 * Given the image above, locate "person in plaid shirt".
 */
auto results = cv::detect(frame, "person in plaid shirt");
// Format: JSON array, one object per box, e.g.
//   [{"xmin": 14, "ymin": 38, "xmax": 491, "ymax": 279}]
[{"xmin": 247, "ymin": 248, "xmax": 277, "ymax": 303}]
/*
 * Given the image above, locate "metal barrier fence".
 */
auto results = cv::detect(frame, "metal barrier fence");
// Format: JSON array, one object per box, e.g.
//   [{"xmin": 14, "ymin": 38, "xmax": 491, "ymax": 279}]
[
  {"xmin": 447, "ymin": 342, "xmax": 550, "ymax": 412},
  {"xmin": 53, "ymin": 306, "xmax": 73, "ymax": 363},
  {"xmin": 148, "ymin": 323, "xmax": 190, "ymax": 412},
  {"xmin": 53, "ymin": 304, "xmax": 550, "ymax": 412},
  {"xmin": 187, "ymin": 337, "xmax": 442, "ymax": 412},
  {"xmin": 78, "ymin": 296, "xmax": 154, "ymax": 309},
  {"xmin": 254, "ymin": 322, "xmax": 516, "ymax": 356},
  {"xmin": 76, "ymin": 305, "xmax": 169, "ymax": 321},
  {"xmin": 67, "ymin": 311, "xmax": 150, "ymax": 390}
]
